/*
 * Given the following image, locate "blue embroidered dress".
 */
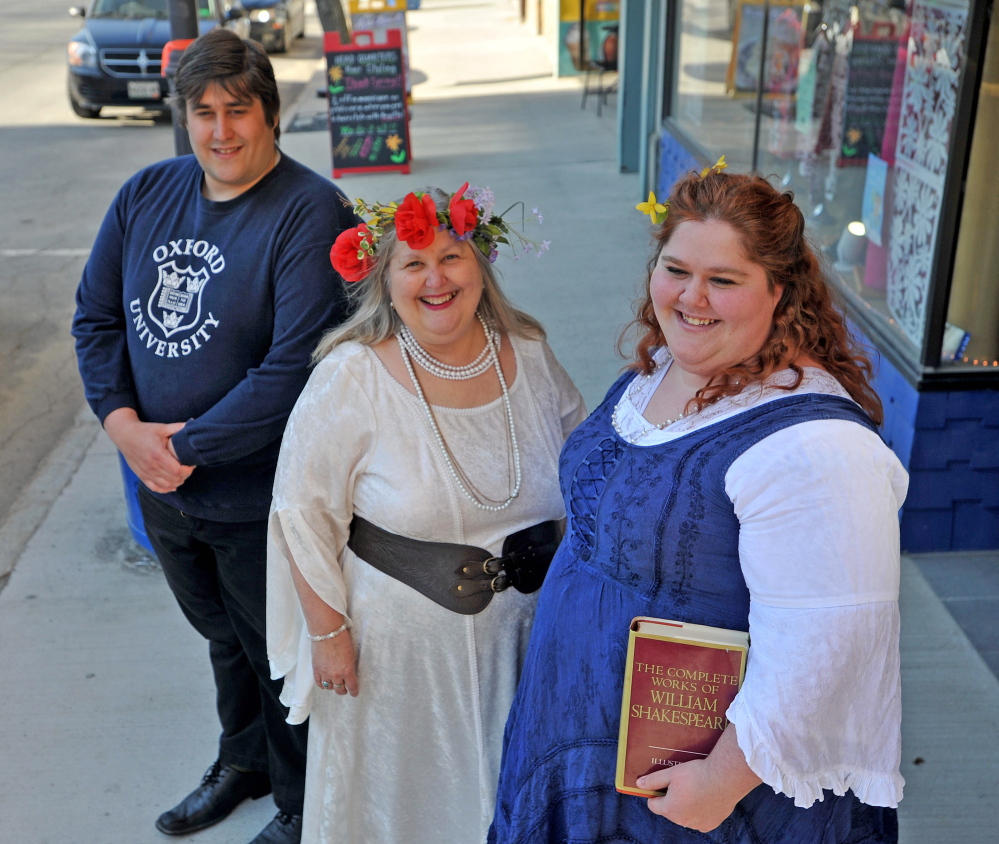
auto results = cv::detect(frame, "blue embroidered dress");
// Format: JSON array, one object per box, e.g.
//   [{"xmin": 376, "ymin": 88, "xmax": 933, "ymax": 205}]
[{"xmin": 489, "ymin": 371, "xmax": 902, "ymax": 844}]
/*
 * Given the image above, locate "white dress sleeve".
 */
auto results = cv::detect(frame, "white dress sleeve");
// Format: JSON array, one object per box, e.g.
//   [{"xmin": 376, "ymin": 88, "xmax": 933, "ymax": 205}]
[
  {"xmin": 723, "ymin": 419, "xmax": 909, "ymax": 808},
  {"xmin": 266, "ymin": 345, "xmax": 377, "ymax": 723},
  {"xmin": 539, "ymin": 340, "xmax": 587, "ymax": 438}
]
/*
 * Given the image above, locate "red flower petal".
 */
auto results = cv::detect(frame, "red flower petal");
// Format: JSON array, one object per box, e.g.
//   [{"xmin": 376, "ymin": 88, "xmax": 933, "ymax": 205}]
[
  {"xmin": 448, "ymin": 182, "xmax": 477, "ymax": 237},
  {"xmin": 330, "ymin": 225, "xmax": 373, "ymax": 282}
]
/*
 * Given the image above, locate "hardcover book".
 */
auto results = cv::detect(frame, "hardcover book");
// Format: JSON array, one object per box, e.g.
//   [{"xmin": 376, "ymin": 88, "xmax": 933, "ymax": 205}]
[{"xmin": 615, "ymin": 617, "xmax": 749, "ymax": 797}]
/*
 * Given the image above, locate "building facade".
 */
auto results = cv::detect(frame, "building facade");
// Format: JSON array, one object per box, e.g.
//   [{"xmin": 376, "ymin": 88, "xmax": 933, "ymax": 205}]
[{"xmin": 615, "ymin": 0, "xmax": 999, "ymax": 551}]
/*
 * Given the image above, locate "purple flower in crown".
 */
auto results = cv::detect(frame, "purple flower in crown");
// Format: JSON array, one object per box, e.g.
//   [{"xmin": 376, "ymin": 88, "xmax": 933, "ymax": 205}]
[{"xmin": 468, "ymin": 186, "xmax": 495, "ymax": 223}]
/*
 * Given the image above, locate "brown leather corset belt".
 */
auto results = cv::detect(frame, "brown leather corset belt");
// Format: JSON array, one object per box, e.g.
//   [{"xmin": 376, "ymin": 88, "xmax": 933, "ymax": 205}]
[{"xmin": 346, "ymin": 516, "xmax": 562, "ymax": 615}]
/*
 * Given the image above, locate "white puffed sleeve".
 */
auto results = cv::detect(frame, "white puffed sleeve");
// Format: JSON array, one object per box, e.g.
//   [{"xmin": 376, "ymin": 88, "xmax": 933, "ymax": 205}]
[
  {"xmin": 538, "ymin": 340, "xmax": 587, "ymax": 439},
  {"xmin": 266, "ymin": 344, "xmax": 376, "ymax": 723},
  {"xmin": 723, "ymin": 419, "xmax": 909, "ymax": 808}
]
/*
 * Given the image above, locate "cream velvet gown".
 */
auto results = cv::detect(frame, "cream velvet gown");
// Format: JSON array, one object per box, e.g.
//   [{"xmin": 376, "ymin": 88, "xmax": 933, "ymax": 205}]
[{"xmin": 267, "ymin": 335, "xmax": 585, "ymax": 844}]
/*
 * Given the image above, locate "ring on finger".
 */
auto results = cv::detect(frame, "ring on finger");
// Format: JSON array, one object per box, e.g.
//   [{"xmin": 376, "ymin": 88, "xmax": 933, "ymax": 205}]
[
  {"xmin": 321, "ymin": 680, "xmax": 333, "ymax": 690},
  {"xmin": 332, "ymin": 682, "xmax": 345, "ymax": 690}
]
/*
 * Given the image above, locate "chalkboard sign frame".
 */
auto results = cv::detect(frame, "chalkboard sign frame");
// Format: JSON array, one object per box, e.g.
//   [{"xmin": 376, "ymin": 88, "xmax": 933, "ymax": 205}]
[{"xmin": 325, "ymin": 29, "xmax": 413, "ymax": 177}]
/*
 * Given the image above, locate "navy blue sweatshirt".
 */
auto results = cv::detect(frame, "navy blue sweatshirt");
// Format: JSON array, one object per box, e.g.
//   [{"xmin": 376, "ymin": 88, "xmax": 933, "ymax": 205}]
[{"xmin": 73, "ymin": 153, "xmax": 356, "ymax": 521}]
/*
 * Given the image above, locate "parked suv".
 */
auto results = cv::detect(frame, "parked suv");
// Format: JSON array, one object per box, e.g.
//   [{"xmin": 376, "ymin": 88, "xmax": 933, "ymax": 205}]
[
  {"xmin": 67, "ymin": 0, "xmax": 251, "ymax": 119},
  {"xmin": 244, "ymin": 0, "xmax": 305, "ymax": 53}
]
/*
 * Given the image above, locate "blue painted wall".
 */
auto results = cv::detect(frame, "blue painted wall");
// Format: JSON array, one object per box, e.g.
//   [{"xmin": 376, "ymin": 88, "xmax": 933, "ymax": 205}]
[{"xmin": 657, "ymin": 131, "xmax": 698, "ymax": 197}]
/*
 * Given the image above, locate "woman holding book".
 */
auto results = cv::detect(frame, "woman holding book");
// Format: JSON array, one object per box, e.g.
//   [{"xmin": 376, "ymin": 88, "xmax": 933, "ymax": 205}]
[
  {"xmin": 266, "ymin": 184, "xmax": 585, "ymax": 844},
  {"xmin": 489, "ymin": 166, "xmax": 907, "ymax": 843}
]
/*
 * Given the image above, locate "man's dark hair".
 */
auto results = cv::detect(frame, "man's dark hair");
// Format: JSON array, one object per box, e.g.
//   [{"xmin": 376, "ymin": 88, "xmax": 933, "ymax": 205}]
[{"xmin": 173, "ymin": 28, "xmax": 281, "ymax": 141}]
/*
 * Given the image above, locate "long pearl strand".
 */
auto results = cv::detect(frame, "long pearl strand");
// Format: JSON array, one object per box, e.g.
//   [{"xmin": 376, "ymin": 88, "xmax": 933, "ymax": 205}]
[
  {"xmin": 398, "ymin": 318, "xmax": 521, "ymax": 511},
  {"xmin": 398, "ymin": 314, "xmax": 501, "ymax": 380}
]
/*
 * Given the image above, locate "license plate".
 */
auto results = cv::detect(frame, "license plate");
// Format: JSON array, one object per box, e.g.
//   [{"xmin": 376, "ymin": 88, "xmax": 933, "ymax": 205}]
[{"xmin": 127, "ymin": 80, "xmax": 161, "ymax": 100}]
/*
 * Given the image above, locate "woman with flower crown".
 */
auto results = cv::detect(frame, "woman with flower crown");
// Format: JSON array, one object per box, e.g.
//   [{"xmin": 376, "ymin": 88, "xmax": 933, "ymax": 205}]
[
  {"xmin": 266, "ymin": 183, "xmax": 584, "ymax": 844},
  {"xmin": 488, "ymin": 166, "xmax": 907, "ymax": 843}
]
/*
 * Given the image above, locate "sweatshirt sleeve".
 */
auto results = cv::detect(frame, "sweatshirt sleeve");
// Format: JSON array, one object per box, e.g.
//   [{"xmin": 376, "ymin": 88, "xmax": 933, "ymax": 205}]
[
  {"xmin": 168, "ymin": 195, "xmax": 356, "ymax": 467},
  {"xmin": 72, "ymin": 182, "xmax": 138, "ymax": 423}
]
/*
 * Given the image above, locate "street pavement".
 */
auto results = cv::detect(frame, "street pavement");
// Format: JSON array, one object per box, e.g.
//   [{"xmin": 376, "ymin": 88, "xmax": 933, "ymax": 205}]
[{"xmin": 1, "ymin": 2, "xmax": 997, "ymax": 842}]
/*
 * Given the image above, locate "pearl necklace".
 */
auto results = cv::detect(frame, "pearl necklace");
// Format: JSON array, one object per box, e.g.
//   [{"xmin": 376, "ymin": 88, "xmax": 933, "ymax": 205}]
[
  {"xmin": 611, "ymin": 401, "xmax": 687, "ymax": 440},
  {"xmin": 398, "ymin": 323, "xmax": 521, "ymax": 511},
  {"xmin": 611, "ymin": 354, "xmax": 692, "ymax": 441},
  {"xmin": 398, "ymin": 314, "xmax": 501, "ymax": 380}
]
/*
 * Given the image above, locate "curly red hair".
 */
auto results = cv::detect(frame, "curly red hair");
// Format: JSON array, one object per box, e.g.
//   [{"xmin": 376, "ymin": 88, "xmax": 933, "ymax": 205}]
[{"xmin": 627, "ymin": 171, "xmax": 883, "ymax": 425}]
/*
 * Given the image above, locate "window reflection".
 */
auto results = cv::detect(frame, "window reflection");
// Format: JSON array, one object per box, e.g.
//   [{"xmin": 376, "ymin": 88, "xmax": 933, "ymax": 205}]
[{"xmin": 672, "ymin": 0, "xmax": 979, "ymax": 368}]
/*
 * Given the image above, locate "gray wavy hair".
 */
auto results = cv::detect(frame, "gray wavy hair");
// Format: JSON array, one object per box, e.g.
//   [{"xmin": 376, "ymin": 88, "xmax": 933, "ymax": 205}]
[{"xmin": 313, "ymin": 187, "xmax": 545, "ymax": 362}]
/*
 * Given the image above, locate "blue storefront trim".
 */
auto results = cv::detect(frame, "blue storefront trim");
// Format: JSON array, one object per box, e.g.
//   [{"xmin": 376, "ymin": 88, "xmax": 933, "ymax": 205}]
[{"xmin": 657, "ymin": 131, "xmax": 699, "ymax": 197}]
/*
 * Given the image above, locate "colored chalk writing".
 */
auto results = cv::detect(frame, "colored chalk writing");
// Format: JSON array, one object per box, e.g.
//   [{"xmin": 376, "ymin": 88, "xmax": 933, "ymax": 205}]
[{"xmin": 325, "ymin": 30, "xmax": 411, "ymax": 176}]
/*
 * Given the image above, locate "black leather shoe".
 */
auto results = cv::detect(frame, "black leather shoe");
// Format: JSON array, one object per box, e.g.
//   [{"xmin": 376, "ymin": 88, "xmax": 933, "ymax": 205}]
[
  {"xmin": 155, "ymin": 760, "xmax": 271, "ymax": 836},
  {"xmin": 248, "ymin": 811, "xmax": 303, "ymax": 844}
]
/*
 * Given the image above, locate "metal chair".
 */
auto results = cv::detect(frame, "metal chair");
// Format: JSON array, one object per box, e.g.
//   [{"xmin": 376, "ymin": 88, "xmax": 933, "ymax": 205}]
[{"xmin": 581, "ymin": 24, "xmax": 619, "ymax": 117}]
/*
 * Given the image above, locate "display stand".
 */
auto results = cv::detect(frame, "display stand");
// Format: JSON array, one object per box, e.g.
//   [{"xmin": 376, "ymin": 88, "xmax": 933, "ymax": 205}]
[
  {"xmin": 347, "ymin": 0, "xmax": 411, "ymax": 96},
  {"xmin": 325, "ymin": 29, "xmax": 412, "ymax": 177}
]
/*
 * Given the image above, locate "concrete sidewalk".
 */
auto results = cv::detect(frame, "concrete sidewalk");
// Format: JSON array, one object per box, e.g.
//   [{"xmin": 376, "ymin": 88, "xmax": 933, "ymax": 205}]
[{"xmin": 1, "ymin": 1, "xmax": 997, "ymax": 841}]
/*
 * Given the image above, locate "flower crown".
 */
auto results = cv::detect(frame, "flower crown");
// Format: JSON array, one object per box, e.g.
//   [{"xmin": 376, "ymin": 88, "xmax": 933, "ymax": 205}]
[
  {"xmin": 330, "ymin": 182, "xmax": 549, "ymax": 283},
  {"xmin": 636, "ymin": 155, "xmax": 727, "ymax": 225}
]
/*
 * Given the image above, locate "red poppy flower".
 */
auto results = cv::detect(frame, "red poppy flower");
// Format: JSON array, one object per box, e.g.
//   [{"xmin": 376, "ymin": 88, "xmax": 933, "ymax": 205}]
[
  {"xmin": 330, "ymin": 224, "xmax": 374, "ymax": 282},
  {"xmin": 394, "ymin": 191, "xmax": 439, "ymax": 250},
  {"xmin": 448, "ymin": 182, "xmax": 478, "ymax": 237}
]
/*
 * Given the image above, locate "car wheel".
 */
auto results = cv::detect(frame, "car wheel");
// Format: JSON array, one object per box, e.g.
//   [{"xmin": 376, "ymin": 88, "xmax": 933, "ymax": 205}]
[{"xmin": 68, "ymin": 83, "xmax": 101, "ymax": 119}]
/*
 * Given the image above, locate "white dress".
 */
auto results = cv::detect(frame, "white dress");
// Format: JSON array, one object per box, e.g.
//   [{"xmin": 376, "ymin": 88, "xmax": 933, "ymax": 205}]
[
  {"xmin": 267, "ymin": 335, "xmax": 585, "ymax": 844},
  {"xmin": 613, "ymin": 351, "xmax": 909, "ymax": 807}
]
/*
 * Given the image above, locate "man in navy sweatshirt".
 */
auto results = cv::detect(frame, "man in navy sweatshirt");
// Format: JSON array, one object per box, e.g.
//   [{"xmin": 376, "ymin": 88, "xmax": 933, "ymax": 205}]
[{"xmin": 72, "ymin": 28, "xmax": 355, "ymax": 844}]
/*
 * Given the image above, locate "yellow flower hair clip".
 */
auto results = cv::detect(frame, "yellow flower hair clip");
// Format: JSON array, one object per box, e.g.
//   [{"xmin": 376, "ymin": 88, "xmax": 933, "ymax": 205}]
[
  {"xmin": 700, "ymin": 154, "xmax": 727, "ymax": 178},
  {"xmin": 636, "ymin": 191, "xmax": 669, "ymax": 225}
]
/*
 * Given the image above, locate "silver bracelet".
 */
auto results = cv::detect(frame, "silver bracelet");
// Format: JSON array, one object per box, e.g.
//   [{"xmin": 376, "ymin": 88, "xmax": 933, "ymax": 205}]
[{"xmin": 307, "ymin": 622, "xmax": 349, "ymax": 642}]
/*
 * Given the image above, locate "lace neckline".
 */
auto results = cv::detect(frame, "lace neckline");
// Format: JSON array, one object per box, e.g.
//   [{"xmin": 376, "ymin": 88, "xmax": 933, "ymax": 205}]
[{"xmin": 613, "ymin": 349, "xmax": 852, "ymax": 446}]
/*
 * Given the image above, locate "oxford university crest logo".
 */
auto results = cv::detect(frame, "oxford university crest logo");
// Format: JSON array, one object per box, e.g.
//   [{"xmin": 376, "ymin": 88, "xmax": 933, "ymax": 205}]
[{"xmin": 148, "ymin": 260, "xmax": 210, "ymax": 338}]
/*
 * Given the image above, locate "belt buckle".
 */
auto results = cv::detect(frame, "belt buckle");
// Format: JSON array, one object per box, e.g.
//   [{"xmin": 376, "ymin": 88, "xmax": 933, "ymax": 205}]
[
  {"xmin": 490, "ymin": 572, "xmax": 510, "ymax": 592},
  {"xmin": 482, "ymin": 556, "xmax": 504, "ymax": 575}
]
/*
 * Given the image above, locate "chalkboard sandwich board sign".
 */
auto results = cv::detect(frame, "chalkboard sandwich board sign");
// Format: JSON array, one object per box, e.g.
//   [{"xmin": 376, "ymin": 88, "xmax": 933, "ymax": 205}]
[{"xmin": 324, "ymin": 29, "xmax": 412, "ymax": 177}]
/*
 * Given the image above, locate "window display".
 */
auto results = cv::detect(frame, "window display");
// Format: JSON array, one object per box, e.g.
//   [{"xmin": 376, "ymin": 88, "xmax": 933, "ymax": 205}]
[
  {"xmin": 671, "ymin": 0, "xmax": 757, "ymax": 169},
  {"xmin": 670, "ymin": 0, "xmax": 993, "ymax": 373}
]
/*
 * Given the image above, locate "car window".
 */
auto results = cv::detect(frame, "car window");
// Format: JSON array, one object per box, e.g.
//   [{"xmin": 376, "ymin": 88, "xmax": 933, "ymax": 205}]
[
  {"xmin": 91, "ymin": 0, "xmax": 168, "ymax": 18},
  {"xmin": 89, "ymin": 0, "xmax": 215, "ymax": 19}
]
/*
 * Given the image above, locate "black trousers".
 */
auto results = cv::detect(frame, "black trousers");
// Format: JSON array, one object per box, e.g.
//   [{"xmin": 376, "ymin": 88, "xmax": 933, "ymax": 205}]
[{"xmin": 138, "ymin": 487, "xmax": 307, "ymax": 814}]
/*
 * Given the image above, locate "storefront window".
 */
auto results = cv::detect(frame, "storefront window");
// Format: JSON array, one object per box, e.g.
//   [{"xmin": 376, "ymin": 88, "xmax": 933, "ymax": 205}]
[
  {"xmin": 672, "ymin": 0, "xmax": 757, "ymax": 169},
  {"xmin": 670, "ymin": 0, "xmax": 976, "ymax": 368},
  {"xmin": 945, "ymin": 2, "xmax": 999, "ymax": 370}
]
